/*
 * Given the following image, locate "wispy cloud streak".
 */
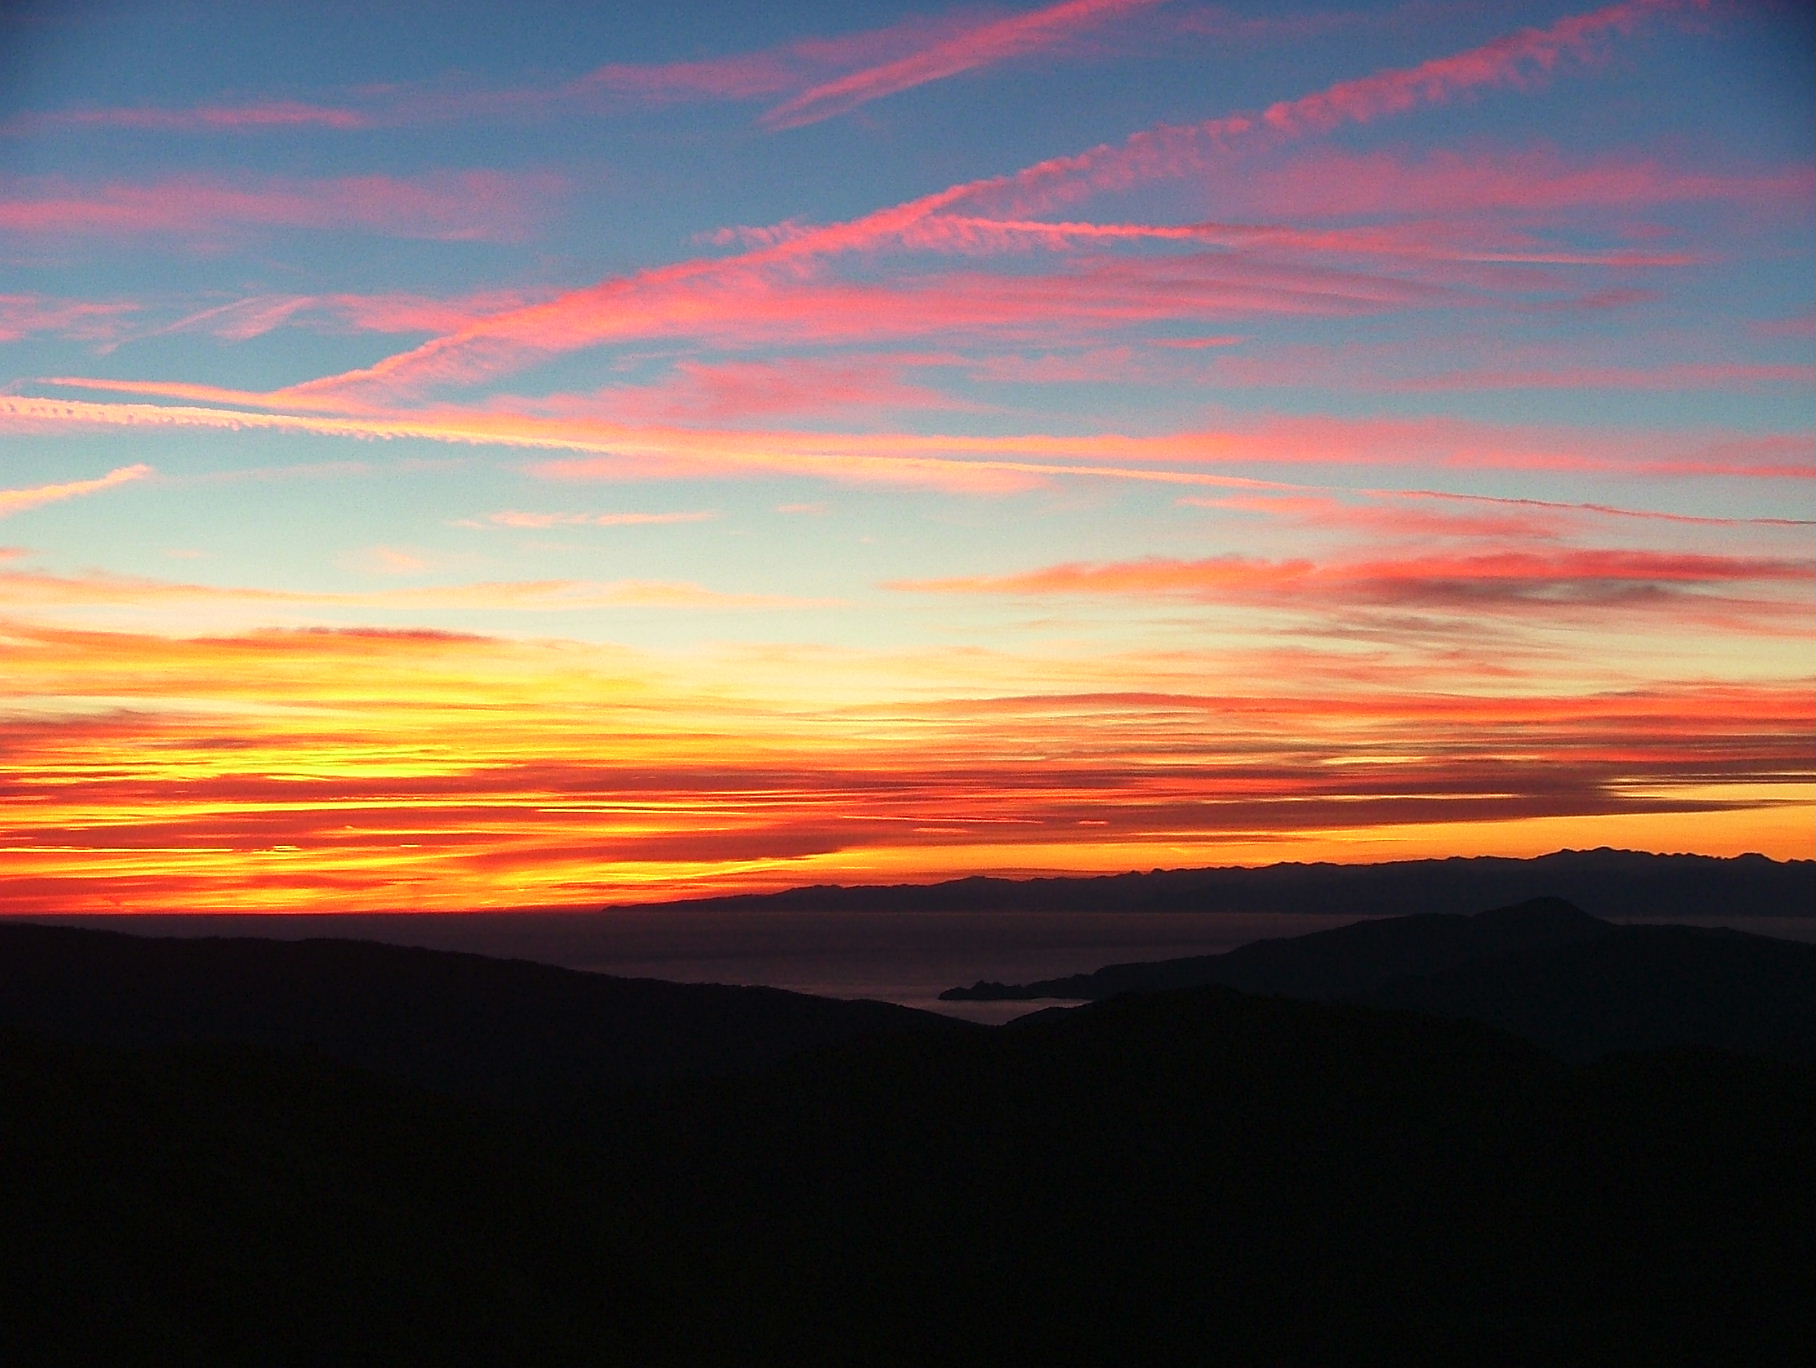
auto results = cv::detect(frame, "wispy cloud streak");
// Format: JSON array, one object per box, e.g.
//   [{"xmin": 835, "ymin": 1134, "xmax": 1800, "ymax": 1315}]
[
  {"xmin": 0, "ymin": 293, "xmax": 141, "ymax": 343},
  {"xmin": 10, "ymin": 393, "xmax": 1810, "ymax": 492},
  {"xmin": 762, "ymin": 0, "xmax": 1170, "ymax": 129},
  {"xmin": 0, "ymin": 559, "xmax": 830, "ymax": 614},
  {"xmin": 3, "ymin": 100, "xmax": 372, "ymax": 136},
  {"xmin": 0, "ymin": 171, "xmax": 561, "ymax": 242},
  {"xmin": 895, "ymin": 546, "xmax": 1812, "ymax": 626},
  {"xmin": 0, "ymin": 465, "xmax": 152, "ymax": 518},
  {"xmin": 276, "ymin": 0, "xmax": 1704, "ymax": 403}
]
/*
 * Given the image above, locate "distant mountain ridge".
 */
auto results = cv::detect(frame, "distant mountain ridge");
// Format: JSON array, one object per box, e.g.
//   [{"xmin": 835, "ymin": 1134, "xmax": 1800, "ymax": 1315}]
[{"xmin": 601, "ymin": 847, "xmax": 1813, "ymax": 920}]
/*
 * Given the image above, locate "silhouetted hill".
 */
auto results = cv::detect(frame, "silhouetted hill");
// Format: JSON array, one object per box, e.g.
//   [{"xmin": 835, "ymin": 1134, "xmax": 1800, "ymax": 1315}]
[
  {"xmin": 946, "ymin": 894, "xmax": 1612, "ymax": 1000},
  {"xmin": 5, "ymin": 981, "xmax": 1810, "ymax": 1365},
  {"xmin": 1369, "ymin": 923, "xmax": 1816, "ymax": 1064},
  {"xmin": 603, "ymin": 847, "xmax": 1812, "ymax": 919},
  {"xmin": 944, "ymin": 898, "xmax": 1816, "ymax": 1064},
  {"xmin": 0, "ymin": 1025, "xmax": 620, "ymax": 1364},
  {"xmin": 0, "ymin": 922, "xmax": 975, "ymax": 1107}
]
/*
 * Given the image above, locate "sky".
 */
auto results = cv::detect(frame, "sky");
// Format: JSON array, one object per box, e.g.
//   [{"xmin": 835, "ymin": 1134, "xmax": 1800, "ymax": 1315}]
[{"xmin": 1, "ymin": 0, "xmax": 1811, "ymax": 914}]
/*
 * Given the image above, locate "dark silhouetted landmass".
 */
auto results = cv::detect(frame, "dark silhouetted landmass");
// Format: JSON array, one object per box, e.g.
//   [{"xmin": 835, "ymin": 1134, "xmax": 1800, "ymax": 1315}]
[
  {"xmin": 4, "ymin": 892, "xmax": 1814, "ymax": 1363},
  {"xmin": 1367, "ymin": 921, "xmax": 1816, "ymax": 1064},
  {"xmin": 603, "ymin": 847, "xmax": 1814, "ymax": 919},
  {"xmin": 944, "ymin": 897, "xmax": 1816, "ymax": 1064},
  {"xmin": 4, "ymin": 973, "xmax": 1810, "ymax": 1364},
  {"xmin": 0, "ymin": 922, "xmax": 974, "ymax": 1107},
  {"xmin": 946, "ymin": 893, "xmax": 1612, "ymax": 1000}
]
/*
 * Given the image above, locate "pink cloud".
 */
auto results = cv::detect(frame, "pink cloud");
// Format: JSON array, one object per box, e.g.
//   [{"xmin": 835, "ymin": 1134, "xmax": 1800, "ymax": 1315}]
[
  {"xmin": 560, "ymin": 8, "xmax": 993, "ymax": 107},
  {"xmin": 762, "ymin": 0, "xmax": 1169, "ymax": 130},
  {"xmin": 573, "ymin": 354, "xmax": 974, "ymax": 424},
  {"xmin": 105, "ymin": 295, "xmax": 322, "ymax": 353},
  {"xmin": 1261, "ymin": 0, "xmax": 1688, "ymax": 133},
  {"xmin": 953, "ymin": 0, "xmax": 1703, "ymax": 218},
  {"xmin": 884, "ymin": 213, "xmax": 1701, "ymax": 267},
  {"xmin": 321, "ymin": 288, "xmax": 556, "ymax": 334},
  {"xmin": 0, "ymin": 464, "xmax": 152, "ymax": 518},
  {"xmin": 0, "ymin": 293, "xmax": 140, "ymax": 343},
  {"xmin": 1217, "ymin": 146, "xmax": 1814, "ymax": 221},
  {"xmin": 281, "ymin": 0, "xmax": 1703, "ymax": 402},
  {"xmin": 0, "ymin": 10, "xmax": 992, "ymax": 143},
  {"xmin": 0, "ymin": 171, "xmax": 562, "ymax": 243},
  {"xmin": 3, "ymin": 100, "xmax": 371, "ymax": 136},
  {"xmin": 115, "ymin": 289, "xmax": 555, "ymax": 350},
  {"xmin": 281, "ymin": 249, "xmax": 1474, "ymax": 405},
  {"xmin": 894, "ymin": 546, "xmax": 1812, "ymax": 620},
  {"xmin": 1180, "ymin": 491, "xmax": 1570, "ymax": 541}
]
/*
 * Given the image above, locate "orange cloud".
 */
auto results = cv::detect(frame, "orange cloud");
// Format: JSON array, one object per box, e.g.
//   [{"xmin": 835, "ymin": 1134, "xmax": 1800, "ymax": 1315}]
[
  {"xmin": 0, "ymin": 558, "xmax": 835, "ymax": 615},
  {"xmin": 1, "ymin": 613, "xmax": 1807, "ymax": 912}
]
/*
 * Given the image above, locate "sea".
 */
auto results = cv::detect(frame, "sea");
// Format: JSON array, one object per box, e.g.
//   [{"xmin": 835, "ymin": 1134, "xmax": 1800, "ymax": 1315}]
[{"xmin": 19, "ymin": 906, "xmax": 1816, "ymax": 1024}]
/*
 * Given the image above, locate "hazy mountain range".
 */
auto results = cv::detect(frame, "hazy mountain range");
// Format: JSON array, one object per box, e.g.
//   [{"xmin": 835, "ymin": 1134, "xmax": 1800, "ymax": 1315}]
[{"xmin": 601, "ymin": 846, "xmax": 1812, "ymax": 919}]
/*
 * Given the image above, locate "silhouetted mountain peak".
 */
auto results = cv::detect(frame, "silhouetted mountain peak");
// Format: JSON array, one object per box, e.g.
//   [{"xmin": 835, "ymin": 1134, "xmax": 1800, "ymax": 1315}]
[{"xmin": 1471, "ymin": 894, "xmax": 1598, "ymax": 925}]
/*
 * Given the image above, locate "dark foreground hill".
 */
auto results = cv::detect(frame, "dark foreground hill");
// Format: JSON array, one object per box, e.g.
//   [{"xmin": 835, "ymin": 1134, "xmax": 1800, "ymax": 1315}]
[
  {"xmin": 948, "ymin": 894, "xmax": 1614, "ymax": 1001},
  {"xmin": 5, "ymin": 916, "xmax": 1815, "ymax": 1363},
  {"xmin": 0, "ymin": 922, "xmax": 973, "ymax": 1108},
  {"xmin": 945, "ymin": 898, "xmax": 1816, "ymax": 1065},
  {"xmin": 5, "ymin": 981, "xmax": 1811, "ymax": 1366}
]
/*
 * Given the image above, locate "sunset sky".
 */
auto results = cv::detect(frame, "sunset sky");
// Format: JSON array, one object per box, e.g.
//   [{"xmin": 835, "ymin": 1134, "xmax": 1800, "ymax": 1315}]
[{"xmin": 2, "ymin": 0, "xmax": 1811, "ymax": 914}]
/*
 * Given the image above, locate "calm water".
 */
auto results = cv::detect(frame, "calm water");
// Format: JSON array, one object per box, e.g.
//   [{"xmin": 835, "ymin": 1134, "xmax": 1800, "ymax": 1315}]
[{"xmin": 20, "ymin": 907, "xmax": 1816, "ymax": 1024}]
